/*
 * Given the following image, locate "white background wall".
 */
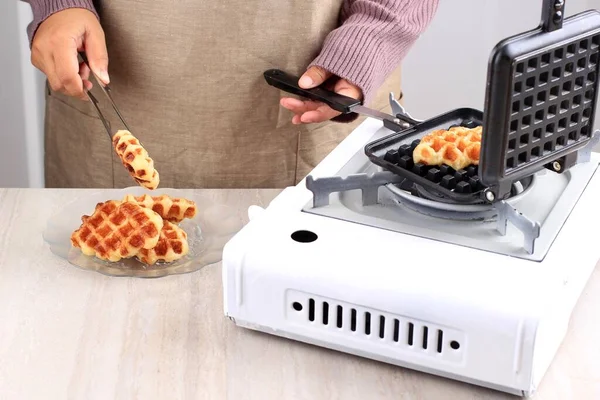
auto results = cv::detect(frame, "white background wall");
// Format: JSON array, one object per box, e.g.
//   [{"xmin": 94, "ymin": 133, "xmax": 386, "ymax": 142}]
[
  {"xmin": 0, "ymin": 0, "xmax": 598, "ymax": 187},
  {"xmin": 0, "ymin": 1, "xmax": 45, "ymax": 188}
]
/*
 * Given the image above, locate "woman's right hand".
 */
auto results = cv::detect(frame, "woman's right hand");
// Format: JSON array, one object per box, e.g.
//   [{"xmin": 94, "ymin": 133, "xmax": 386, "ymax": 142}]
[{"xmin": 31, "ymin": 8, "xmax": 109, "ymax": 101}]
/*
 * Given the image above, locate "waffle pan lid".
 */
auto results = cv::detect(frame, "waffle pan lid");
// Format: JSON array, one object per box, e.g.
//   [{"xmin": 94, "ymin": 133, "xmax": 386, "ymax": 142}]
[{"xmin": 480, "ymin": 2, "xmax": 600, "ymax": 199}]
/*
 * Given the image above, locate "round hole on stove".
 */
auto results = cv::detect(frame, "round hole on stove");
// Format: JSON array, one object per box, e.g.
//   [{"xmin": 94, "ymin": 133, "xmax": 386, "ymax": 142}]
[
  {"xmin": 291, "ymin": 230, "xmax": 318, "ymax": 243},
  {"xmin": 450, "ymin": 340, "xmax": 460, "ymax": 350},
  {"xmin": 292, "ymin": 302, "xmax": 303, "ymax": 311}
]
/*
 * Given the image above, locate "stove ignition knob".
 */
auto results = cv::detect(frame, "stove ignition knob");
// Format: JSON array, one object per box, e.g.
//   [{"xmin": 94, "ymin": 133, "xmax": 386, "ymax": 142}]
[{"xmin": 484, "ymin": 189, "xmax": 495, "ymax": 202}]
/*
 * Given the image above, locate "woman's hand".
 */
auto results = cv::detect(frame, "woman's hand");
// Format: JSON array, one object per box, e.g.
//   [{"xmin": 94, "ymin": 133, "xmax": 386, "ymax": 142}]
[
  {"xmin": 280, "ymin": 66, "xmax": 363, "ymax": 124},
  {"xmin": 31, "ymin": 8, "xmax": 109, "ymax": 101}
]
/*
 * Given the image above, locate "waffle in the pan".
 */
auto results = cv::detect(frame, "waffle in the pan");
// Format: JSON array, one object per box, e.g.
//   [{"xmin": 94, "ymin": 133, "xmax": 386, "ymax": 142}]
[
  {"xmin": 71, "ymin": 200, "xmax": 164, "ymax": 262},
  {"xmin": 413, "ymin": 126, "xmax": 482, "ymax": 171},
  {"xmin": 136, "ymin": 221, "xmax": 190, "ymax": 265},
  {"xmin": 122, "ymin": 194, "xmax": 197, "ymax": 223},
  {"xmin": 113, "ymin": 130, "xmax": 160, "ymax": 190}
]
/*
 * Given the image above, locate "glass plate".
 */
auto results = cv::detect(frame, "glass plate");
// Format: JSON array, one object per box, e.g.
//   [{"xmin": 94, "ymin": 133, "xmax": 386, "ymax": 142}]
[{"xmin": 42, "ymin": 186, "xmax": 243, "ymax": 278}]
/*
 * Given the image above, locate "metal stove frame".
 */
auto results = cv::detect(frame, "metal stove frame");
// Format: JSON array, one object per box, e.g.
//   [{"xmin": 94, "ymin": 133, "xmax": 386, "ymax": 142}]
[{"xmin": 305, "ymin": 93, "xmax": 600, "ymax": 255}]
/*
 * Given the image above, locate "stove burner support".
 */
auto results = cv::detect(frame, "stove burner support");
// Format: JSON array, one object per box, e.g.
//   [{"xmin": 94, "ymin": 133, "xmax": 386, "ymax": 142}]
[
  {"xmin": 306, "ymin": 170, "xmax": 545, "ymax": 254},
  {"xmin": 305, "ymin": 172, "xmax": 403, "ymax": 207},
  {"xmin": 306, "ymin": 171, "xmax": 540, "ymax": 254},
  {"xmin": 307, "ymin": 172, "xmax": 542, "ymax": 254},
  {"xmin": 306, "ymin": 171, "xmax": 543, "ymax": 254},
  {"xmin": 495, "ymin": 201, "xmax": 541, "ymax": 254},
  {"xmin": 306, "ymin": 129, "xmax": 600, "ymax": 255}
]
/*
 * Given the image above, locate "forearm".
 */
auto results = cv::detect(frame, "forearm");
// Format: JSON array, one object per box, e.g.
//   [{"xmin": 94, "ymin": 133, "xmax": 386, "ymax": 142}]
[
  {"xmin": 311, "ymin": 0, "xmax": 439, "ymax": 106},
  {"xmin": 21, "ymin": 0, "xmax": 98, "ymax": 45}
]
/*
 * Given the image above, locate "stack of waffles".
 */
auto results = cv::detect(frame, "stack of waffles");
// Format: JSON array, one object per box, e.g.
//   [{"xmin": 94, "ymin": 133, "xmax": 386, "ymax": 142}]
[{"xmin": 70, "ymin": 194, "xmax": 197, "ymax": 265}]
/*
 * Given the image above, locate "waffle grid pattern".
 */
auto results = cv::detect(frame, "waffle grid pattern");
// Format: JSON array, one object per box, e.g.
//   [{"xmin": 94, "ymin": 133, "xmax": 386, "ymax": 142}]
[{"xmin": 507, "ymin": 34, "xmax": 599, "ymax": 171}]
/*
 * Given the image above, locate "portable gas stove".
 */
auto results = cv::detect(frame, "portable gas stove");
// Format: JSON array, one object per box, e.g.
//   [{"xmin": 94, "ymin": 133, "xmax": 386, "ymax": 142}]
[{"xmin": 223, "ymin": 2, "xmax": 600, "ymax": 397}]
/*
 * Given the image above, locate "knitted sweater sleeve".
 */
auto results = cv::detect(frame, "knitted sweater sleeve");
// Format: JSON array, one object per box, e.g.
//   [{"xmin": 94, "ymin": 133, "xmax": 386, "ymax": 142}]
[
  {"xmin": 21, "ymin": 0, "xmax": 98, "ymax": 46},
  {"xmin": 310, "ymin": 0, "xmax": 439, "ymax": 107}
]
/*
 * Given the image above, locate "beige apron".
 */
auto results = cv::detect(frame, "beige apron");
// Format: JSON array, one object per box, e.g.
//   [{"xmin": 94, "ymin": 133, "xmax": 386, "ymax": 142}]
[{"xmin": 44, "ymin": 0, "xmax": 402, "ymax": 189}]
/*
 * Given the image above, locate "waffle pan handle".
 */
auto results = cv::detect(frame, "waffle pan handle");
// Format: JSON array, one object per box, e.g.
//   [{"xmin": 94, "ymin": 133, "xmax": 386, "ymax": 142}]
[
  {"xmin": 541, "ymin": 0, "xmax": 565, "ymax": 32},
  {"xmin": 263, "ymin": 69, "xmax": 361, "ymax": 113}
]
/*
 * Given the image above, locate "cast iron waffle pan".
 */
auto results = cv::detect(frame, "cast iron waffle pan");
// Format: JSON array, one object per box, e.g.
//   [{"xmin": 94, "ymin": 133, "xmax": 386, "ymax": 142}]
[
  {"xmin": 480, "ymin": 2, "xmax": 600, "ymax": 200},
  {"xmin": 365, "ymin": 1, "xmax": 600, "ymax": 203},
  {"xmin": 364, "ymin": 109, "xmax": 486, "ymax": 204}
]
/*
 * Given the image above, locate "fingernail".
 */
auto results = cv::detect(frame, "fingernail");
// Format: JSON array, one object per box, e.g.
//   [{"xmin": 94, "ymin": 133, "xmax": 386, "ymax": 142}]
[
  {"xmin": 98, "ymin": 69, "xmax": 109, "ymax": 83},
  {"xmin": 299, "ymin": 75, "xmax": 313, "ymax": 88}
]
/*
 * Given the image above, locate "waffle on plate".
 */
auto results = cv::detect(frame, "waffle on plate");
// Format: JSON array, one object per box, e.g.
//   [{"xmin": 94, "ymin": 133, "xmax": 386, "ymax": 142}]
[
  {"xmin": 71, "ymin": 194, "xmax": 197, "ymax": 265},
  {"xmin": 70, "ymin": 200, "xmax": 163, "ymax": 262},
  {"xmin": 136, "ymin": 221, "xmax": 190, "ymax": 265},
  {"xmin": 122, "ymin": 194, "xmax": 197, "ymax": 223}
]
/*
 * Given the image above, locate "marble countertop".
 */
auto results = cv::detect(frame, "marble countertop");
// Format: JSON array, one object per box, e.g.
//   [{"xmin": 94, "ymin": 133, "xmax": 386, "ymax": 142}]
[{"xmin": 0, "ymin": 188, "xmax": 598, "ymax": 399}]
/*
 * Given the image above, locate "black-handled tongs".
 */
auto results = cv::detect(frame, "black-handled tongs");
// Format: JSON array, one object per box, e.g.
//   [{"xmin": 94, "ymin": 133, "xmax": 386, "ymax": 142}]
[
  {"xmin": 263, "ymin": 69, "xmax": 421, "ymax": 127},
  {"xmin": 78, "ymin": 52, "xmax": 130, "ymax": 140}
]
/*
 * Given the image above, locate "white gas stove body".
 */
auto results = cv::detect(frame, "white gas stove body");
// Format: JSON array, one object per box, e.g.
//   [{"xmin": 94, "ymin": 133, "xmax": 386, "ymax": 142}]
[{"xmin": 222, "ymin": 118, "xmax": 600, "ymax": 397}]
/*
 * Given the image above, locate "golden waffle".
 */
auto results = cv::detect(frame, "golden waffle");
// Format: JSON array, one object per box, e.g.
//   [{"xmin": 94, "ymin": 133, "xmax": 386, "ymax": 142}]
[
  {"xmin": 122, "ymin": 194, "xmax": 197, "ymax": 223},
  {"xmin": 413, "ymin": 126, "xmax": 482, "ymax": 171},
  {"xmin": 71, "ymin": 200, "xmax": 164, "ymax": 262},
  {"xmin": 136, "ymin": 221, "xmax": 190, "ymax": 265},
  {"xmin": 113, "ymin": 130, "xmax": 160, "ymax": 190}
]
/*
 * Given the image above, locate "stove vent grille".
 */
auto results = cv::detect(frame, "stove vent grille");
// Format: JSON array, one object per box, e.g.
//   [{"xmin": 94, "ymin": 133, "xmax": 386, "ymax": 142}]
[{"xmin": 286, "ymin": 291, "xmax": 464, "ymax": 362}]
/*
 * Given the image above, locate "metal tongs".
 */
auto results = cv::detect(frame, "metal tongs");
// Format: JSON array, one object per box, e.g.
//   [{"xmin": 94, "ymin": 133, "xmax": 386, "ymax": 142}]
[{"xmin": 78, "ymin": 52, "xmax": 130, "ymax": 139}]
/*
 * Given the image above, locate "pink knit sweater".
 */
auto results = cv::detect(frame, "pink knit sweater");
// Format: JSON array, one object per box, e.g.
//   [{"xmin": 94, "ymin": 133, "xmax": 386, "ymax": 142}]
[{"xmin": 22, "ymin": 0, "xmax": 439, "ymax": 106}]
